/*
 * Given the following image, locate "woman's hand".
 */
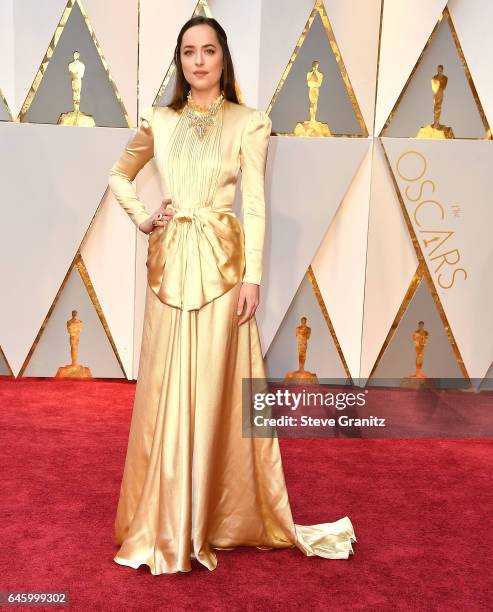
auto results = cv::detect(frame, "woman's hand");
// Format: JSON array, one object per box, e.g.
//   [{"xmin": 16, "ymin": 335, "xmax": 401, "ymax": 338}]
[
  {"xmin": 237, "ymin": 282, "xmax": 259, "ymax": 325},
  {"xmin": 138, "ymin": 199, "xmax": 175, "ymax": 234}
]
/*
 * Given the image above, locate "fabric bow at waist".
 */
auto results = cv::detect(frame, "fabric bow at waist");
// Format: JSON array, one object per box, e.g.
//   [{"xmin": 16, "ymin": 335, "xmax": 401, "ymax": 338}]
[{"xmin": 146, "ymin": 203, "xmax": 245, "ymax": 310}]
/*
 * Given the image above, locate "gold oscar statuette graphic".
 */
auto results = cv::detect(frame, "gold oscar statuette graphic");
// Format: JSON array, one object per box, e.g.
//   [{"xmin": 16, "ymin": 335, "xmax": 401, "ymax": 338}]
[
  {"xmin": 285, "ymin": 317, "xmax": 319, "ymax": 383},
  {"xmin": 294, "ymin": 61, "xmax": 331, "ymax": 137},
  {"xmin": 55, "ymin": 310, "xmax": 92, "ymax": 378},
  {"xmin": 58, "ymin": 51, "xmax": 95, "ymax": 127},
  {"xmin": 416, "ymin": 64, "xmax": 455, "ymax": 139},
  {"xmin": 401, "ymin": 320, "xmax": 434, "ymax": 389}
]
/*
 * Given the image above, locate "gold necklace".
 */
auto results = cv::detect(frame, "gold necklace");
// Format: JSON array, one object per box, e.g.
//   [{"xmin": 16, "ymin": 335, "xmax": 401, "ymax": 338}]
[{"xmin": 185, "ymin": 90, "xmax": 225, "ymax": 139}]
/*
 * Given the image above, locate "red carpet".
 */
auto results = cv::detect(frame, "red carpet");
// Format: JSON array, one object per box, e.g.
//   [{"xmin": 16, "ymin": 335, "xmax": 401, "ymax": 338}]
[{"xmin": 0, "ymin": 379, "xmax": 491, "ymax": 611}]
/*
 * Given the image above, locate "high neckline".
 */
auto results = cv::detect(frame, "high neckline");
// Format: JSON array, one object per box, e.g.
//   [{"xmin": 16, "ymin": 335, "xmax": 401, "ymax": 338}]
[{"xmin": 186, "ymin": 91, "xmax": 225, "ymax": 114}]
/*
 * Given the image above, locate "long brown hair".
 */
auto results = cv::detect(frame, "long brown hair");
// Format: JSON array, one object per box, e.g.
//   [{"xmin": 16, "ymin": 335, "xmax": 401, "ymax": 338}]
[{"xmin": 167, "ymin": 16, "xmax": 240, "ymax": 111}]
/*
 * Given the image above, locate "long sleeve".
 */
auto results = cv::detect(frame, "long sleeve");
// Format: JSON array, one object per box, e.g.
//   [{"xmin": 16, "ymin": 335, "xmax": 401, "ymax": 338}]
[
  {"xmin": 108, "ymin": 106, "xmax": 155, "ymax": 229},
  {"xmin": 239, "ymin": 109, "xmax": 272, "ymax": 285}
]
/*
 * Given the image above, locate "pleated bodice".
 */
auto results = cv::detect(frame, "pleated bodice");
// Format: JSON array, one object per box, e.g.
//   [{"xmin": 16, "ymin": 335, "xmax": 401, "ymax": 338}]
[
  {"xmin": 108, "ymin": 99, "xmax": 273, "ymax": 310},
  {"xmin": 164, "ymin": 103, "xmax": 223, "ymax": 211}
]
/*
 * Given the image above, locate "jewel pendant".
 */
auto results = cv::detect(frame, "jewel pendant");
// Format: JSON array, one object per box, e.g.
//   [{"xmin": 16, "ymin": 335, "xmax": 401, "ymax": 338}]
[{"xmin": 185, "ymin": 91, "xmax": 224, "ymax": 139}]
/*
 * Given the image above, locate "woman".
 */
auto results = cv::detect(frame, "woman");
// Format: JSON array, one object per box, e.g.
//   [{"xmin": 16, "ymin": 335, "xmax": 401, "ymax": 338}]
[{"xmin": 108, "ymin": 15, "xmax": 356, "ymax": 575}]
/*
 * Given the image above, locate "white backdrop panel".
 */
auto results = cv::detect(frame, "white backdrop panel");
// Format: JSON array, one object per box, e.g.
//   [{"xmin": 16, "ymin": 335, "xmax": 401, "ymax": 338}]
[
  {"xmin": 23, "ymin": 265, "xmax": 123, "ymax": 378},
  {"xmin": 0, "ymin": 0, "xmax": 15, "ymax": 112},
  {"xmin": 0, "ymin": 123, "xmax": 133, "ymax": 375},
  {"xmin": 360, "ymin": 139, "xmax": 418, "ymax": 380},
  {"xmin": 257, "ymin": 136, "xmax": 370, "ymax": 354},
  {"xmin": 11, "ymin": 0, "xmax": 67, "ymax": 117},
  {"xmin": 209, "ymin": 0, "xmax": 263, "ymax": 106},
  {"xmin": 312, "ymin": 141, "xmax": 373, "ymax": 379},
  {"xmin": 324, "ymin": 0, "xmax": 382, "ymax": 134},
  {"xmin": 383, "ymin": 137, "xmax": 493, "ymax": 380},
  {"xmin": 448, "ymin": 0, "xmax": 493, "ymax": 130},
  {"xmin": 258, "ymin": 0, "xmax": 316, "ymax": 111},
  {"xmin": 265, "ymin": 272, "xmax": 348, "ymax": 380},
  {"xmin": 82, "ymin": 0, "xmax": 138, "ymax": 124},
  {"xmin": 375, "ymin": 0, "xmax": 448, "ymax": 135},
  {"xmin": 81, "ymin": 188, "xmax": 137, "ymax": 379}
]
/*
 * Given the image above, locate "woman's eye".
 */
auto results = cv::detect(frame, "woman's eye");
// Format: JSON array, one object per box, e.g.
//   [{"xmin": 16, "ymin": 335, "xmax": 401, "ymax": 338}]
[{"xmin": 183, "ymin": 49, "xmax": 214, "ymax": 56}]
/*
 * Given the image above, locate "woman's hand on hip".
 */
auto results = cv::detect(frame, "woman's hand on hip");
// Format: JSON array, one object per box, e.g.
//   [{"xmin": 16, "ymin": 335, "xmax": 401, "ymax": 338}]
[
  {"xmin": 138, "ymin": 199, "xmax": 175, "ymax": 234},
  {"xmin": 237, "ymin": 283, "xmax": 259, "ymax": 325}
]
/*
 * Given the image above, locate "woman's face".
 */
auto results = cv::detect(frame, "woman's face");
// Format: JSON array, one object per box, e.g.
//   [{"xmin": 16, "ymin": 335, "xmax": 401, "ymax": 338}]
[{"xmin": 180, "ymin": 24, "xmax": 223, "ymax": 94}]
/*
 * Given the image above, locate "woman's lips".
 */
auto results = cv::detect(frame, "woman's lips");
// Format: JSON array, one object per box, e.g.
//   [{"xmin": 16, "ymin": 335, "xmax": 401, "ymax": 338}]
[{"xmin": 194, "ymin": 72, "xmax": 208, "ymax": 77}]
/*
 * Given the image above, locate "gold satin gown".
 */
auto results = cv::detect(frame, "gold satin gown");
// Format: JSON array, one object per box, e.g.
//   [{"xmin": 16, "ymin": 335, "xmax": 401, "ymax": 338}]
[{"xmin": 108, "ymin": 98, "xmax": 356, "ymax": 574}]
